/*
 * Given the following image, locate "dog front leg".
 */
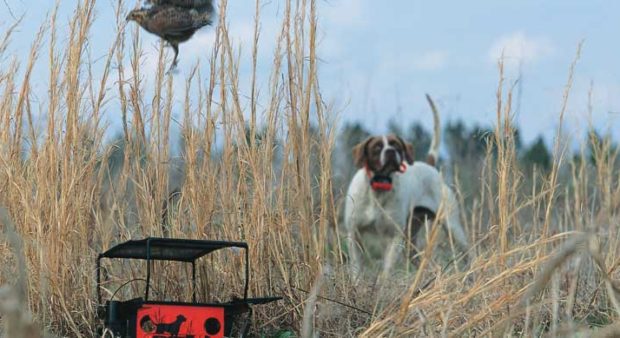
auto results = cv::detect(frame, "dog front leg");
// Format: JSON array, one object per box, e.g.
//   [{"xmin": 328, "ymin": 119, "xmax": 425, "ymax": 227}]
[
  {"xmin": 347, "ymin": 229, "xmax": 362, "ymax": 282},
  {"xmin": 381, "ymin": 236, "xmax": 405, "ymax": 279}
]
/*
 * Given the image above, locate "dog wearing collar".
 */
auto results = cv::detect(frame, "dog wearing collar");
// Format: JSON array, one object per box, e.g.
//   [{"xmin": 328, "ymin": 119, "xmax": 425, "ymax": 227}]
[{"xmin": 344, "ymin": 96, "xmax": 469, "ymax": 278}]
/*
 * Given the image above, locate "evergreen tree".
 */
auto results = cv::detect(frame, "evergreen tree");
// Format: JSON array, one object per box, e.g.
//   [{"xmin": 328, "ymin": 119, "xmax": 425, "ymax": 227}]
[
  {"xmin": 520, "ymin": 136, "xmax": 551, "ymax": 171},
  {"xmin": 335, "ymin": 122, "xmax": 371, "ymax": 183},
  {"xmin": 406, "ymin": 122, "xmax": 432, "ymax": 162},
  {"xmin": 340, "ymin": 122, "xmax": 371, "ymax": 155}
]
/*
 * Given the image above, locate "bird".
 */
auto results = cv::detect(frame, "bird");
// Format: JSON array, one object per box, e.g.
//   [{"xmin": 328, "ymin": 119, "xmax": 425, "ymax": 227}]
[
  {"xmin": 145, "ymin": 0, "xmax": 214, "ymax": 11},
  {"xmin": 126, "ymin": 0, "xmax": 214, "ymax": 70},
  {"xmin": 145, "ymin": 0, "xmax": 214, "ymax": 30}
]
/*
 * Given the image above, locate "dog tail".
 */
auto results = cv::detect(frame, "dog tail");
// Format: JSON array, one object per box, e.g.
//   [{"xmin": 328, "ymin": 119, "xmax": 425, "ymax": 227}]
[{"xmin": 425, "ymin": 93, "xmax": 440, "ymax": 167}]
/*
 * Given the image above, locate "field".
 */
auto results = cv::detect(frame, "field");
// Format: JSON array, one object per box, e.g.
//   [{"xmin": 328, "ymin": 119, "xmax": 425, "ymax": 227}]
[{"xmin": 1, "ymin": 0, "xmax": 619, "ymax": 337}]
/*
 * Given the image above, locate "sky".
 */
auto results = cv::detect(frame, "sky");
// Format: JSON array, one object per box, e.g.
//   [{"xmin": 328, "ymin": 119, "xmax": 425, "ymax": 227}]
[{"xmin": 2, "ymin": 0, "xmax": 620, "ymax": 146}]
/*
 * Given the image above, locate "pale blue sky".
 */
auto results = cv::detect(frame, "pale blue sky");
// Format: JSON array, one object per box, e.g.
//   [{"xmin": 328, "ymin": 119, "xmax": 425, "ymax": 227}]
[{"xmin": 2, "ymin": 0, "xmax": 619, "ymax": 145}]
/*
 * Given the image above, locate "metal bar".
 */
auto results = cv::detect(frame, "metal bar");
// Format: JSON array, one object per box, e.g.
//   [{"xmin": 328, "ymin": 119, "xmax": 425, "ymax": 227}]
[
  {"xmin": 192, "ymin": 260, "xmax": 197, "ymax": 303},
  {"xmin": 244, "ymin": 247, "xmax": 249, "ymax": 300},
  {"xmin": 96, "ymin": 255, "xmax": 102, "ymax": 304},
  {"xmin": 145, "ymin": 238, "xmax": 151, "ymax": 301}
]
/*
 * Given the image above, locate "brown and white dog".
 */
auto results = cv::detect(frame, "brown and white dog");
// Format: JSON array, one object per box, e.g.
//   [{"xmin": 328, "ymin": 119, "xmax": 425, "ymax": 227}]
[{"xmin": 344, "ymin": 95, "xmax": 469, "ymax": 278}]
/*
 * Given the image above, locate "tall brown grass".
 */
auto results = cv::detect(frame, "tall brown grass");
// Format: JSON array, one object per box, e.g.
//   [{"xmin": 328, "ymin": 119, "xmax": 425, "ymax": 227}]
[{"xmin": 0, "ymin": 0, "xmax": 619, "ymax": 337}]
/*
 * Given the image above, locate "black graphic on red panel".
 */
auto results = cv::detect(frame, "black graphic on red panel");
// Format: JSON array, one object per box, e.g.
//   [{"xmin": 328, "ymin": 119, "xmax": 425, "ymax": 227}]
[{"xmin": 136, "ymin": 304, "xmax": 224, "ymax": 338}]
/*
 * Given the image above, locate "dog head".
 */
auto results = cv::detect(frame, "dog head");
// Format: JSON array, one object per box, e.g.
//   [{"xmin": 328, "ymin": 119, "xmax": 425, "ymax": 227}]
[
  {"xmin": 176, "ymin": 314, "xmax": 187, "ymax": 323},
  {"xmin": 352, "ymin": 135, "xmax": 414, "ymax": 177}
]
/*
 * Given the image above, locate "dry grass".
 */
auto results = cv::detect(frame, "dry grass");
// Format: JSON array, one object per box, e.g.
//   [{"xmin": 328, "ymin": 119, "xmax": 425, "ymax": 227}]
[{"xmin": 0, "ymin": 0, "xmax": 619, "ymax": 337}]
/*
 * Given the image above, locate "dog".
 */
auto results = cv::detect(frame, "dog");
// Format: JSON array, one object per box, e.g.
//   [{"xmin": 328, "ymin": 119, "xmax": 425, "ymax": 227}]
[
  {"xmin": 154, "ymin": 314, "xmax": 187, "ymax": 336},
  {"xmin": 344, "ymin": 95, "xmax": 469, "ymax": 278}
]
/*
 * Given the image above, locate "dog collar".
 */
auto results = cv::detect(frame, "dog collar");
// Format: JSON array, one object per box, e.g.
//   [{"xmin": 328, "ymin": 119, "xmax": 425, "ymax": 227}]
[
  {"xmin": 371, "ymin": 179, "xmax": 393, "ymax": 191},
  {"xmin": 365, "ymin": 163, "xmax": 407, "ymax": 192}
]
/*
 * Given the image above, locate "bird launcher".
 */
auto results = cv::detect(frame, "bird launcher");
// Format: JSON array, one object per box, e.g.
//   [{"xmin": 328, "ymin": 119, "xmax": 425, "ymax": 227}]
[{"xmin": 96, "ymin": 238, "xmax": 280, "ymax": 337}]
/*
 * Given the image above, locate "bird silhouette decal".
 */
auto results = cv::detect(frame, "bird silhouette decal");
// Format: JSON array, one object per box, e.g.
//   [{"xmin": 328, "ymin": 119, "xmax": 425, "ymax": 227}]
[{"xmin": 126, "ymin": 0, "xmax": 215, "ymax": 71}]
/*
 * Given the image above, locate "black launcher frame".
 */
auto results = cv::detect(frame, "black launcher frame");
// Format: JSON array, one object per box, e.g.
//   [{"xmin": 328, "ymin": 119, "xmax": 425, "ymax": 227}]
[{"xmin": 96, "ymin": 237, "xmax": 280, "ymax": 337}]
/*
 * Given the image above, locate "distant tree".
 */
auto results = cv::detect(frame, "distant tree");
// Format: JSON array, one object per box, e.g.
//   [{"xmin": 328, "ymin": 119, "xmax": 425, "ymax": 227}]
[
  {"xmin": 444, "ymin": 120, "xmax": 467, "ymax": 160},
  {"xmin": 445, "ymin": 120, "xmax": 524, "ymax": 163},
  {"xmin": 513, "ymin": 128, "xmax": 523, "ymax": 152},
  {"xmin": 405, "ymin": 122, "xmax": 432, "ymax": 161},
  {"xmin": 386, "ymin": 120, "xmax": 434, "ymax": 161},
  {"xmin": 520, "ymin": 136, "xmax": 551, "ymax": 171},
  {"xmin": 469, "ymin": 125, "xmax": 494, "ymax": 157},
  {"xmin": 387, "ymin": 119, "xmax": 404, "ymax": 138},
  {"xmin": 340, "ymin": 122, "xmax": 371, "ymax": 157},
  {"xmin": 445, "ymin": 121, "xmax": 493, "ymax": 161},
  {"xmin": 334, "ymin": 123, "xmax": 371, "ymax": 187},
  {"xmin": 587, "ymin": 129, "xmax": 618, "ymax": 167}
]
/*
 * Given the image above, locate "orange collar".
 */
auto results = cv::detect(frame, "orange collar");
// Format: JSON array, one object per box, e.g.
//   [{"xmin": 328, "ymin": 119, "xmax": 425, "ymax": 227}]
[{"xmin": 365, "ymin": 163, "xmax": 407, "ymax": 192}]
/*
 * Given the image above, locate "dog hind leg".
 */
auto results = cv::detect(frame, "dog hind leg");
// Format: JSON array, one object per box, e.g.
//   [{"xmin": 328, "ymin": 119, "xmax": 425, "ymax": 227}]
[{"xmin": 441, "ymin": 186, "xmax": 470, "ymax": 261}]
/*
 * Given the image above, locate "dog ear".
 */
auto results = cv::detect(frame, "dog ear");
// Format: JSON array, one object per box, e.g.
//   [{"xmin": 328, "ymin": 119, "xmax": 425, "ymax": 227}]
[
  {"xmin": 397, "ymin": 136, "xmax": 415, "ymax": 164},
  {"xmin": 352, "ymin": 137, "xmax": 372, "ymax": 168},
  {"xmin": 405, "ymin": 143, "xmax": 415, "ymax": 164}
]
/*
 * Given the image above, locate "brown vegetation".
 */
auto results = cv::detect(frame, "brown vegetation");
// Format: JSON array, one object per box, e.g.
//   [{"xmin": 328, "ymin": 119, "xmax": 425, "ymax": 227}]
[{"xmin": 0, "ymin": 0, "xmax": 619, "ymax": 337}]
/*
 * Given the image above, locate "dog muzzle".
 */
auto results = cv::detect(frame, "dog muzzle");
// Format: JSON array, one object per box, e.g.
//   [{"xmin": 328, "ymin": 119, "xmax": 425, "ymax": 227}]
[{"xmin": 366, "ymin": 163, "xmax": 407, "ymax": 192}]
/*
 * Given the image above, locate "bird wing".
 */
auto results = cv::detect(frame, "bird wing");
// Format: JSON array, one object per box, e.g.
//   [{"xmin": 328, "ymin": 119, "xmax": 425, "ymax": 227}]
[
  {"xmin": 146, "ymin": 0, "xmax": 214, "ymax": 11},
  {"xmin": 145, "ymin": 6, "xmax": 205, "ymax": 36}
]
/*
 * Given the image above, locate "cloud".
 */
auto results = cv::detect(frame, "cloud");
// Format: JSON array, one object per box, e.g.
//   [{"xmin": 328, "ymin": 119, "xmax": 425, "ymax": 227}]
[
  {"xmin": 412, "ymin": 50, "xmax": 448, "ymax": 71},
  {"xmin": 488, "ymin": 32, "xmax": 554, "ymax": 68}
]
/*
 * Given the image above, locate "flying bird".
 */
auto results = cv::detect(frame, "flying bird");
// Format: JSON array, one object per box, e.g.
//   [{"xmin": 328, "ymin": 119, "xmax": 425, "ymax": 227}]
[
  {"xmin": 126, "ymin": 0, "xmax": 215, "ymax": 70},
  {"xmin": 145, "ymin": 0, "xmax": 214, "ymax": 11}
]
